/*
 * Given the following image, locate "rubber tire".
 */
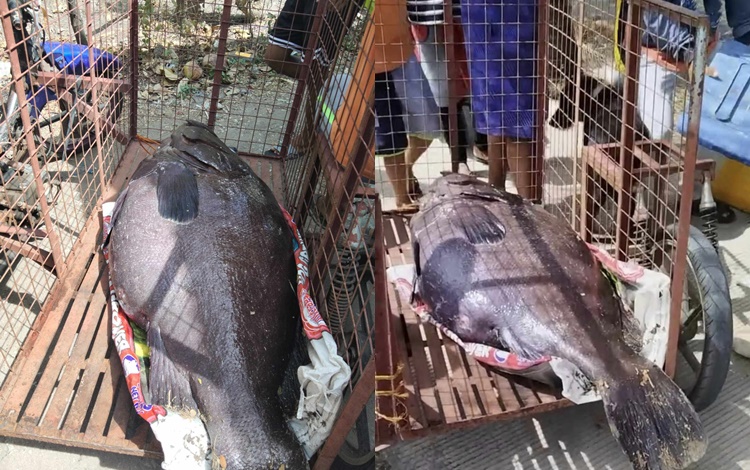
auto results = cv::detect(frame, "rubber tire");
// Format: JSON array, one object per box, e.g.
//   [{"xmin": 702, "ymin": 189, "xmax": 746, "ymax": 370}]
[
  {"xmin": 330, "ymin": 394, "xmax": 375, "ymax": 470},
  {"xmin": 671, "ymin": 224, "xmax": 733, "ymax": 412}
]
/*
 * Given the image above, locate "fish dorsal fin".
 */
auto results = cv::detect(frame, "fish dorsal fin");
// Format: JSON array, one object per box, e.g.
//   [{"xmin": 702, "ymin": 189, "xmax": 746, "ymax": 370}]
[
  {"xmin": 456, "ymin": 205, "xmax": 506, "ymax": 245},
  {"xmin": 155, "ymin": 161, "xmax": 199, "ymax": 223}
]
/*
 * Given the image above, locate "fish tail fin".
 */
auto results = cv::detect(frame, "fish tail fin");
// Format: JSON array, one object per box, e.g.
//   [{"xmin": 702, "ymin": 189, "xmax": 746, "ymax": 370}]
[{"xmin": 599, "ymin": 356, "xmax": 707, "ymax": 470}]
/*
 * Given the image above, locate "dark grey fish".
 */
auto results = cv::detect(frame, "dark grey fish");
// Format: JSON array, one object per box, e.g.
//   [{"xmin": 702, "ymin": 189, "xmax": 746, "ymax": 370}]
[
  {"xmin": 410, "ymin": 173, "xmax": 706, "ymax": 470},
  {"xmin": 108, "ymin": 121, "xmax": 307, "ymax": 469}
]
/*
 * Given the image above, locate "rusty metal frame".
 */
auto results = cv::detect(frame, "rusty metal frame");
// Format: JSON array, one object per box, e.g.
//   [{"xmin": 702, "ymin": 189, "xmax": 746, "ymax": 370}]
[
  {"xmin": 206, "ymin": 0, "xmax": 233, "ymax": 131},
  {"xmin": 533, "ymin": 0, "xmax": 548, "ymax": 204},
  {"xmin": 129, "ymin": 0, "xmax": 138, "ymax": 138},
  {"xmin": 0, "ymin": 0, "xmax": 66, "ymax": 277}
]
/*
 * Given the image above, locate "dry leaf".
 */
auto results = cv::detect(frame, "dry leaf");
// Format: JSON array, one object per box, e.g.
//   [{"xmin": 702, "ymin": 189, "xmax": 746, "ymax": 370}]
[{"xmin": 164, "ymin": 68, "xmax": 179, "ymax": 81}]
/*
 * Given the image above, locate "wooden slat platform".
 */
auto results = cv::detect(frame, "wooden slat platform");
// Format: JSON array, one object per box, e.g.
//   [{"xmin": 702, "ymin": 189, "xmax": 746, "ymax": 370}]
[
  {"xmin": 0, "ymin": 141, "xmax": 285, "ymax": 458},
  {"xmin": 381, "ymin": 214, "xmax": 571, "ymax": 442}
]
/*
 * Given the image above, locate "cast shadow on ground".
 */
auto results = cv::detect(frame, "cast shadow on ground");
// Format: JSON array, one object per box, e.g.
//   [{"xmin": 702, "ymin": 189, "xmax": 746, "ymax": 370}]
[{"xmin": 381, "ymin": 356, "xmax": 750, "ymax": 469}]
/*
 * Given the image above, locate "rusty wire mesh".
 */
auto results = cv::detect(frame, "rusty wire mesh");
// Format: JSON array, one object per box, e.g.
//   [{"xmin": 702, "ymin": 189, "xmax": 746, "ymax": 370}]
[
  {"xmin": 541, "ymin": 0, "xmax": 717, "ymax": 396},
  {"xmin": 0, "ymin": 0, "xmax": 375, "ymax": 463},
  {"xmin": 0, "ymin": 0, "xmax": 129, "ymax": 384},
  {"xmin": 373, "ymin": 0, "xmax": 560, "ymax": 441},
  {"xmin": 373, "ymin": 0, "xmax": 552, "ymax": 211},
  {"xmin": 542, "ymin": 0, "xmax": 709, "ymax": 365},
  {"xmin": 375, "ymin": 0, "xmax": 711, "ymax": 442}
]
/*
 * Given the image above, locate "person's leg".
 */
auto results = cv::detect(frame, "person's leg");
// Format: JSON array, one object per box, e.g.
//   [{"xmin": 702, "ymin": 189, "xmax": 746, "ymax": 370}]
[
  {"xmin": 265, "ymin": 0, "xmax": 315, "ymax": 79},
  {"xmin": 438, "ymin": 104, "xmax": 471, "ymax": 170},
  {"xmin": 462, "ymin": 0, "xmax": 538, "ymax": 196},
  {"xmin": 415, "ymin": 25, "xmax": 470, "ymax": 172},
  {"xmin": 376, "ymin": 72, "xmax": 413, "ymax": 208},
  {"xmin": 405, "ymin": 134, "xmax": 432, "ymax": 198},
  {"xmin": 486, "ymin": 135, "xmax": 507, "ymax": 189},
  {"xmin": 405, "ymin": 134, "xmax": 431, "ymax": 167},
  {"xmin": 293, "ymin": 0, "xmax": 365, "ymax": 157},
  {"xmin": 473, "ymin": 129, "xmax": 489, "ymax": 164},
  {"xmin": 506, "ymin": 138, "xmax": 535, "ymax": 199}
]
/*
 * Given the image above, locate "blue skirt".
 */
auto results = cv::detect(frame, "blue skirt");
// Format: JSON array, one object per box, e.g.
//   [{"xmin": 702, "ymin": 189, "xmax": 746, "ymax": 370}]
[{"xmin": 460, "ymin": 0, "xmax": 538, "ymax": 139}]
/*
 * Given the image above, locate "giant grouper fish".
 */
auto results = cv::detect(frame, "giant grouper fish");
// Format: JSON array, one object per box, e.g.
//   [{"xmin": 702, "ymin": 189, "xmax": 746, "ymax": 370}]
[
  {"xmin": 409, "ymin": 173, "xmax": 707, "ymax": 470},
  {"xmin": 107, "ymin": 120, "xmax": 308, "ymax": 469}
]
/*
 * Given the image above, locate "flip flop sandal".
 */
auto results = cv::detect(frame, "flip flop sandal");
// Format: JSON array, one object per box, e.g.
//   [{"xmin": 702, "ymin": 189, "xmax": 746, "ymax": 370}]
[
  {"xmin": 390, "ymin": 202, "xmax": 420, "ymax": 215},
  {"xmin": 408, "ymin": 179, "xmax": 423, "ymax": 201},
  {"xmin": 264, "ymin": 146, "xmax": 305, "ymax": 160}
]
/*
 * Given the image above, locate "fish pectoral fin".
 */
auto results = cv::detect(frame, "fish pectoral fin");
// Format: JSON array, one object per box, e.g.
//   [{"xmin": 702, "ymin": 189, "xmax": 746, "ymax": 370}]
[
  {"xmin": 457, "ymin": 207, "xmax": 506, "ymax": 245},
  {"xmin": 156, "ymin": 161, "xmax": 200, "ymax": 223},
  {"xmin": 148, "ymin": 327, "xmax": 199, "ymax": 411}
]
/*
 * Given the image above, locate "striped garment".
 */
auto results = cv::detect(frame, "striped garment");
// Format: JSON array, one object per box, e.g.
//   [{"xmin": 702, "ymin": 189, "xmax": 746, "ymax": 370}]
[{"xmin": 406, "ymin": 0, "xmax": 462, "ymax": 25}]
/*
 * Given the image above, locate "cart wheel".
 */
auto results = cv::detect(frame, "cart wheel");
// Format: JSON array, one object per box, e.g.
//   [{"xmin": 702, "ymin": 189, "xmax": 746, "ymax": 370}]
[
  {"xmin": 331, "ymin": 393, "xmax": 375, "ymax": 470},
  {"xmin": 666, "ymin": 224, "xmax": 733, "ymax": 412}
]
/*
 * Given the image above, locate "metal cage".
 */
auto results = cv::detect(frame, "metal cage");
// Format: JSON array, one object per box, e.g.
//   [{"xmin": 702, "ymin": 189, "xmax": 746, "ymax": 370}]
[
  {"xmin": 376, "ymin": 0, "xmax": 712, "ymax": 445},
  {"xmin": 0, "ymin": 0, "xmax": 376, "ymax": 467}
]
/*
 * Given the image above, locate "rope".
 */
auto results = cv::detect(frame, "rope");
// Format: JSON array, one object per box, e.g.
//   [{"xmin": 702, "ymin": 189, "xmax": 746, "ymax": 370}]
[
  {"xmin": 375, "ymin": 376, "xmax": 410, "ymax": 425},
  {"xmin": 135, "ymin": 134, "xmax": 160, "ymax": 155},
  {"xmin": 375, "ymin": 362, "xmax": 404, "ymax": 381},
  {"xmin": 375, "ymin": 409, "xmax": 409, "ymax": 425},
  {"xmin": 376, "ymin": 363, "xmax": 409, "ymax": 399}
]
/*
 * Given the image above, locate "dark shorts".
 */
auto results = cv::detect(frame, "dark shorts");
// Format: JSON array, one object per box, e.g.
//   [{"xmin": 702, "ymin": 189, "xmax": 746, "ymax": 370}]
[
  {"xmin": 374, "ymin": 71, "xmax": 408, "ymax": 157},
  {"xmin": 268, "ymin": 0, "xmax": 363, "ymax": 67}
]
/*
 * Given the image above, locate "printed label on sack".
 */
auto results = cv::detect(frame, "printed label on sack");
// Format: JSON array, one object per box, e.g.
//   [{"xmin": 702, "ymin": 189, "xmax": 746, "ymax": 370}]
[
  {"xmin": 102, "ymin": 211, "xmax": 166, "ymax": 424},
  {"xmin": 282, "ymin": 206, "xmax": 330, "ymax": 340}
]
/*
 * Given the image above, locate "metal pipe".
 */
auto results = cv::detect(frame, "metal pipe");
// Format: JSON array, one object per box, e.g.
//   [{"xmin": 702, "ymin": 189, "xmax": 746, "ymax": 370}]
[
  {"xmin": 444, "ymin": 0, "xmax": 460, "ymax": 174},
  {"xmin": 534, "ymin": 0, "xmax": 548, "ymax": 204},
  {"xmin": 84, "ymin": 0, "xmax": 107, "ymax": 191},
  {"xmin": 128, "ymin": 0, "xmax": 138, "ymax": 138},
  {"xmin": 206, "ymin": 0, "xmax": 233, "ymax": 130},
  {"xmin": 665, "ymin": 19, "xmax": 708, "ymax": 378},
  {"xmin": 615, "ymin": 1, "xmax": 641, "ymax": 261},
  {"xmin": 0, "ymin": 0, "xmax": 65, "ymax": 274}
]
